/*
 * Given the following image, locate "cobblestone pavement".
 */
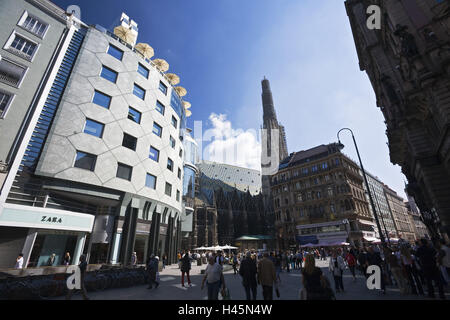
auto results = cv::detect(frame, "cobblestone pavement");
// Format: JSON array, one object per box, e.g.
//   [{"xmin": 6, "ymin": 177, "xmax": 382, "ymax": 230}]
[{"xmin": 56, "ymin": 258, "xmax": 450, "ymax": 300}]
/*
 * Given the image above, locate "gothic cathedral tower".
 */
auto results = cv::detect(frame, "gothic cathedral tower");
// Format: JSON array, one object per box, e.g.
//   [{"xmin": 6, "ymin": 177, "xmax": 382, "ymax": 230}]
[{"xmin": 261, "ymin": 77, "xmax": 288, "ymax": 202}]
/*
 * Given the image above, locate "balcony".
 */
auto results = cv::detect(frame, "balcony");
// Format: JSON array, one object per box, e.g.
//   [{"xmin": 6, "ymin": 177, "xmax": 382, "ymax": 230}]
[{"xmin": 0, "ymin": 71, "xmax": 21, "ymax": 87}]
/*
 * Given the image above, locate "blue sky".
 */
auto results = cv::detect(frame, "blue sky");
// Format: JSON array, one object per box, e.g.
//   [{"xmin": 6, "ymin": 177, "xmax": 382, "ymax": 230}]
[{"xmin": 53, "ymin": 0, "xmax": 407, "ymax": 198}]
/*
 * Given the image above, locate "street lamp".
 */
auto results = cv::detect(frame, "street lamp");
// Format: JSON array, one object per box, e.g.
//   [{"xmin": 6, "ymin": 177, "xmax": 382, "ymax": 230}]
[{"xmin": 337, "ymin": 128, "xmax": 386, "ymax": 247}]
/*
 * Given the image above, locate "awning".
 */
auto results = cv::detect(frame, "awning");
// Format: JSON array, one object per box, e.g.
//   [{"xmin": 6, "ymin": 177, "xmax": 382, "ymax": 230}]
[
  {"xmin": 363, "ymin": 236, "xmax": 379, "ymax": 242},
  {"xmin": 372, "ymin": 238, "xmax": 400, "ymax": 244},
  {"xmin": 359, "ymin": 220, "xmax": 375, "ymax": 226}
]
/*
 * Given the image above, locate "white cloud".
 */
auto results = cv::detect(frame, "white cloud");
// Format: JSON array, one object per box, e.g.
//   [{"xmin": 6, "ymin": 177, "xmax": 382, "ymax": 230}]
[{"xmin": 203, "ymin": 113, "xmax": 261, "ymax": 170}]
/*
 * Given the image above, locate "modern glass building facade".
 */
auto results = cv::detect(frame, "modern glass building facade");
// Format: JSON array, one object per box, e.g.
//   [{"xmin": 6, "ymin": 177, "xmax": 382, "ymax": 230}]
[{"xmin": 0, "ymin": 2, "xmax": 190, "ymax": 268}]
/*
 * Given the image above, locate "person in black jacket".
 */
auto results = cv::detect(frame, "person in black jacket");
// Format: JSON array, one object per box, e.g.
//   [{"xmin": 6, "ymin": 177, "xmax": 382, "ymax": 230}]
[
  {"xmin": 180, "ymin": 251, "xmax": 192, "ymax": 287},
  {"xmin": 367, "ymin": 246, "xmax": 386, "ymax": 294},
  {"xmin": 239, "ymin": 251, "xmax": 258, "ymax": 300},
  {"xmin": 416, "ymin": 239, "xmax": 445, "ymax": 299}
]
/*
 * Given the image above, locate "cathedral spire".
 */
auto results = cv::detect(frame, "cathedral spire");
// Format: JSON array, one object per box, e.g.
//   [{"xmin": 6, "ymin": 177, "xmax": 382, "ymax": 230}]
[{"xmin": 261, "ymin": 77, "xmax": 278, "ymax": 123}]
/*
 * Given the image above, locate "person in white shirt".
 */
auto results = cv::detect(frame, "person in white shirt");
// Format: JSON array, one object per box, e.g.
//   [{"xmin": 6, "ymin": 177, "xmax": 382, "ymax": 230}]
[
  {"xmin": 201, "ymin": 256, "xmax": 225, "ymax": 300},
  {"xmin": 15, "ymin": 253, "xmax": 24, "ymax": 269},
  {"xmin": 329, "ymin": 250, "xmax": 346, "ymax": 293}
]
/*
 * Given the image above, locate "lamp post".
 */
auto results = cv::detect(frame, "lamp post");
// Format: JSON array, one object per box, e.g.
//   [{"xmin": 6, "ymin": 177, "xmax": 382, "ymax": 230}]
[{"xmin": 337, "ymin": 128, "xmax": 386, "ymax": 247}]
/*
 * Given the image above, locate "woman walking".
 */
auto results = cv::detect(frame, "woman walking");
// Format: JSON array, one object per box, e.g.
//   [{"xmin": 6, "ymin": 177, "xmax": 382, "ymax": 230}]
[
  {"xmin": 180, "ymin": 251, "xmax": 192, "ymax": 287},
  {"xmin": 345, "ymin": 249, "xmax": 357, "ymax": 281},
  {"xmin": 301, "ymin": 254, "xmax": 334, "ymax": 300}
]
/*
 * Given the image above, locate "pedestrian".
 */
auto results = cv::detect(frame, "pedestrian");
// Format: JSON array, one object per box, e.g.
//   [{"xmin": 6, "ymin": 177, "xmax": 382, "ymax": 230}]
[
  {"xmin": 320, "ymin": 248, "xmax": 326, "ymax": 261},
  {"xmin": 384, "ymin": 247, "xmax": 409, "ymax": 294},
  {"xmin": 47, "ymin": 253, "xmax": 56, "ymax": 266},
  {"xmin": 146, "ymin": 254, "xmax": 159, "ymax": 289},
  {"xmin": 416, "ymin": 238, "xmax": 445, "ymax": 299},
  {"xmin": 66, "ymin": 254, "xmax": 89, "ymax": 300},
  {"xmin": 400, "ymin": 246, "xmax": 424, "ymax": 295},
  {"xmin": 357, "ymin": 248, "xmax": 368, "ymax": 277},
  {"xmin": 177, "ymin": 252, "xmax": 182, "ymax": 269},
  {"xmin": 274, "ymin": 252, "xmax": 282, "ymax": 282},
  {"xmin": 301, "ymin": 254, "xmax": 334, "ymax": 300},
  {"xmin": 180, "ymin": 251, "xmax": 192, "ymax": 287},
  {"xmin": 329, "ymin": 250, "xmax": 345, "ymax": 293},
  {"xmin": 15, "ymin": 253, "xmax": 24, "ymax": 269},
  {"xmin": 131, "ymin": 252, "xmax": 137, "ymax": 267},
  {"xmin": 162, "ymin": 254, "xmax": 167, "ymax": 269},
  {"xmin": 345, "ymin": 249, "xmax": 357, "ymax": 281},
  {"xmin": 438, "ymin": 239, "xmax": 450, "ymax": 283},
  {"xmin": 285, "ymin": 252, "xmax": 290, "ymax": 273},
  {"xmin": 239, "ymin": 251, "xmax": 258, "ymax": 300},
  {"xmin": 297, "ymin": 251, "xmax": 303, "ymax": 270},
  {"xmin": 436, "ymin": 240, "xmax": 449, "ymax": 285},
  {"xmin": 215, "ymin": 251, "xmax": 224, "ymax": 265},
  {"xmin": 232, "ymin": 254, "xmax": 238, "ymax": 275},
  {"xmin": 257, "ymin": 252, "xmax": 277, "ymax": 300},
  {"xmin": 367, "ymin": 246, "xmax": 386, "ymax": 294},
  {"xmin": 63, "ymin": 252, "xmax": 71, "ymax": 266},
  {"xmin": 201, "ymin": 256, "xmax": 225, "ymax": 300}
]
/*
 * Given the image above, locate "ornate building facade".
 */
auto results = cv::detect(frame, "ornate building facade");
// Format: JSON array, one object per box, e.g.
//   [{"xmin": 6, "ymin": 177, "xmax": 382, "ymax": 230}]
[
  {"xmin": 345, "ymin": 0, "xmax": 450, "ymax": 239},
  {"xmin": 271, "ymin": 143, "xmax": 374, "ymax": 249}
]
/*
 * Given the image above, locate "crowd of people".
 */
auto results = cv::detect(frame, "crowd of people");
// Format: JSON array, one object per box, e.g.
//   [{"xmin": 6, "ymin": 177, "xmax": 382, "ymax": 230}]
[
  {"xmin": 62, "ymin": 236, "xmax": 450, "ymax": 300},
  {"xmin": 171, "ymin": 237, "xmax": 449, "ymax": 300}
]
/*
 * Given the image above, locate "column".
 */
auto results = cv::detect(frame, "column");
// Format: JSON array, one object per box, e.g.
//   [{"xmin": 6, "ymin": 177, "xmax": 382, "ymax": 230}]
[
  {"xmin": 110, "ymin": 233, "xmax": 121, "ymax": 264},
  {"xmin": 119, "ymin": 205, "xmax": 138, "ymax": 266},
  {"xmin": 21, "ymin": 229, "xmax": 38, "ymax": 268},
  {"xmin": 73, "ymin": 234, "xmax": 86, "ymax": 266},
  {"xmin": 204, "ymin": 206, "xmax": 208, "ymax": 246}
]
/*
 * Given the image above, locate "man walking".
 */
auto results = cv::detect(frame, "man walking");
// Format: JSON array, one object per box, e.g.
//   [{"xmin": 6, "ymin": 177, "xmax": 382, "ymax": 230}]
[
  {"xmin": 146, "ymin": 254, "xmax": 159, "ymax": 289},
  {"xmin": 201, "ymin": 256, "xmax": 226, "ymax": 300},
  {"xmin": 416, "ymin": 239, "xmax": 445, "ymax": 299},
  {"xmin": 257, "ymin": 252, "xmax": 277, "ymax": 300},
  {"xmin": 66, "ymin": 254, "xmax": 89, "ymax": 300},
  {"xmin": 367, "ymin": 246, "xmax": 386, "ymax": 294},
  {"xmin": 239, "ymin": 251, "xmax": 258, "ymax": 300},
  {"xmin": 357, "ymin": 248, "xmax": 368, "ymax": 277}
]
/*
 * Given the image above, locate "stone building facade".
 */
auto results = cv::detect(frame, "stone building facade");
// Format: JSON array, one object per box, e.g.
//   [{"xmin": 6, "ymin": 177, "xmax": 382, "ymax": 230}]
[
  {"xmin": 345, "ymin": 0, "xmax": 450, "ymax": 239},
  {"xmin": 271, "ymin": 143, "xmax": 374, "ymax": 249},
  {"xmin": 405, "ymin": 196, "xmax": 430, "ymax": 240}
]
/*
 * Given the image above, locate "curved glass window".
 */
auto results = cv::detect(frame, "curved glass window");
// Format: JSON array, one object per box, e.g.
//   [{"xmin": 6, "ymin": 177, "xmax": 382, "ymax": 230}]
[{"xmin": 183, "ymin": 166, "xmax": 195, "ymax": 198}]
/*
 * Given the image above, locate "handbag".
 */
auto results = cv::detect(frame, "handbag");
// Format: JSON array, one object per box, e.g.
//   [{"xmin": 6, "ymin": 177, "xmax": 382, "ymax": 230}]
[{"xmin": 221, "ymin": 288, "xmax": 231, "ymax": 300}]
